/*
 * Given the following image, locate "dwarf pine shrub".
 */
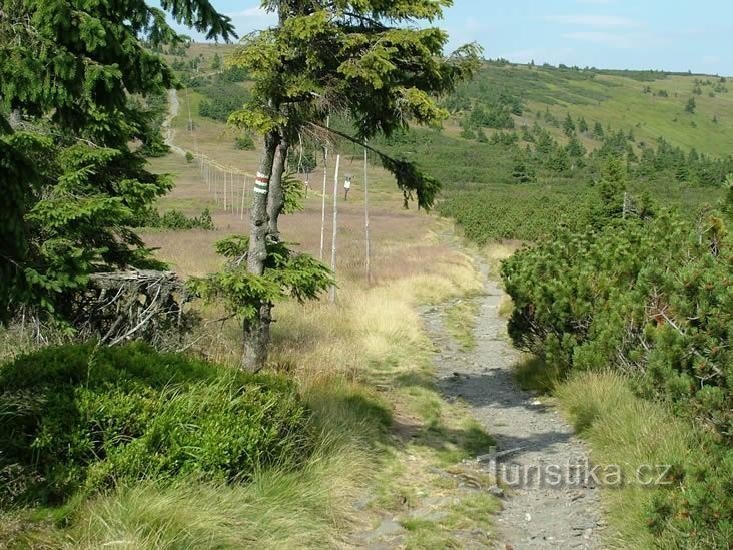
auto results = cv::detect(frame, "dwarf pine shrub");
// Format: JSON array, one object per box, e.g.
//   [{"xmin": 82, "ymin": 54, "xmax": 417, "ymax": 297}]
[{"xmin": 502, "ymin": 211, "xmax": 733, "ymax": 546}]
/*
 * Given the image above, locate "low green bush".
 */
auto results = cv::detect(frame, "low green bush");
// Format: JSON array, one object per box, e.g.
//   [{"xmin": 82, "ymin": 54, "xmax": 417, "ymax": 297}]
[
  {"xmin": 0, "ymin": 343, "xmax": 312, "ymax": 506},
  {"xmin": 135, "ymin": 208, "xmax": 215, "ymax": 230},
  {"xmin": 502, "ymin": 211, "xmax": 733, "ymax": 546},
  {"xmin": 198, "ymin": 82, "xmax": 250, "ymax": 122},
  {"xmin": 234, "ymin": 133, "xmax": 255, "ymax": 150}
]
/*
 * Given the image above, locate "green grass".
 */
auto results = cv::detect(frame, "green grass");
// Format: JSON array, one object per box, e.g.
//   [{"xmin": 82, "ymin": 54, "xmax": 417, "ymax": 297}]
[
  {"xmin": 0, "ymin": 351, "xmax": 383, "ymax": 548},
  {"xmin": 400, "ymin": 491, "xmax": 500, "ymax": 548},
  {"xmin": 28, "ymin": 449, "xmax": 371, "ymax": 549},
  {"xmin": 514, "ymin": 364, "xmax": 701, "ymax": 549},
  {"xmin": 513, "ymin": 356, "xmax": 562, "ymax": 394}
]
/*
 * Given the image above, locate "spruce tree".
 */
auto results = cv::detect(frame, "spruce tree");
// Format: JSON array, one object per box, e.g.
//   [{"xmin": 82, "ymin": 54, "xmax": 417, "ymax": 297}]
[
  {"xmin": 593, "ymin": 121, "xmax": 605, "ymax": 140},
  {"xmin": 578, "ymin": 116, "xmax": 589, "ymax": 133},
  {"xmin": 597, "ymin": 157, "xmax": 628, "ymax": 220},
  {"xmin": 512, "ymin": 156, "xmax": 535, "ymax": 183},
  {"xmin": 563, "ymin": 113, "xmax": 576, "ymax": 137},
  {"xmin": 224, "ymin": 0, "xmax": 480, "ymax": 371},
  {"xmin": 566, "ymin": 135, "xmax": 586, "ymax": 158},
  {"xmin": 211, "ymin": 52, "xmax": 222, "ymax": 70},
  {"xmin": 0, "ymin": 0, "xmax": 234, "ymax": 321}
]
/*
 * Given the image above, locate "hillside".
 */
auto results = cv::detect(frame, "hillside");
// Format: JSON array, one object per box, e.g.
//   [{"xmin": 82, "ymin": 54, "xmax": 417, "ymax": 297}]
[
  {"xmin": 170, "ymin": 46, "xmax": 733, "ymax": 157},
  {"xmin": 449, "ymin": 61, "xmax": 733, "ymax": 157}
]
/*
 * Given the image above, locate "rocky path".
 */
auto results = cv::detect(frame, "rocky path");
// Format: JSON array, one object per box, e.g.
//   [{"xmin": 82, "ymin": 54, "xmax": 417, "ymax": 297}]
[{"xmin": 421, "ymin": 257, "xmax": 604, "ymax": 549}]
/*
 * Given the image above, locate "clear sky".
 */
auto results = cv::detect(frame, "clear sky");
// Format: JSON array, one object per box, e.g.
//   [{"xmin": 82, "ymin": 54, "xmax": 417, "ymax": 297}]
[{"xmin": 173, "ymin": 1, "xmax": 733, "ymax": 76}]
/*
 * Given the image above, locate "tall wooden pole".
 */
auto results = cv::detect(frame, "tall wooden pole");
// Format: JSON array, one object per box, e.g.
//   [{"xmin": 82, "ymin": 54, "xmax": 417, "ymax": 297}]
[
  {"xmin": 329, "ymin": 154, "xmax": 341, "ymax": 304},
  {"xmin": 223, "ymin": 170, "xmax": 227, "ymax": 211},
  {"xmin": 244, "ymin": 175, "xmax": 247, "ymax": 220},
  {"xmin": 364, "ymin": 141, "xmax": 372, "ymax": 285},
  {"xmin": 319, "ymin": 116, "xmax": 330, "ymax": 261}
]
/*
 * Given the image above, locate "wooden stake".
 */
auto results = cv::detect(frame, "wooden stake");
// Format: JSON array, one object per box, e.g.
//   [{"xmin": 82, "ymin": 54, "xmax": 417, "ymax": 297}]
[
  {"xmin": 223, "ymin": 170, "xmax": 227, "ymax": 211},
  {"xmin": 364, "ymin": 142, "xmax": 372, "ymax": 285},
  {"xmin": 319, "ymin": 116, "xmax": 330, "ymax": 261},
  {"xmin": 329, "ymin": 154, "xmax": 340, "ymax": 304},
  {"xmin": 244, "ymin": 175, "xmax": 247, "ymax": 220}
]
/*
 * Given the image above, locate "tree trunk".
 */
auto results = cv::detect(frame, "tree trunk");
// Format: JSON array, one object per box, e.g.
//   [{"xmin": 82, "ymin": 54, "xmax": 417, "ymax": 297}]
[
  {"xmin": 242, "ymin": 129, "xmax": 279, "ymax": 372},
  {"xmin": 266, "ymin": 138, "xmax": 289, "ymax": 241},
  {"xmin": 242, "ymin": 302, "xmax": 272, "ymax": 371}
]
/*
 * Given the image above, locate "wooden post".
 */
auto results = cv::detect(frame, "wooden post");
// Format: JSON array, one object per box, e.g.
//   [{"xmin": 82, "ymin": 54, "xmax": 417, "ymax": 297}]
[
  {"xmin": 329, "ymin": 154, "xmax": 340, "ymax": 304},
  {"xmin": 223, "ymin": 169, "xmax": 227, "ymax": 211},
  {"xmin": 185, "ymin": 86, "xmax": 193, "ymax": 133},
  {"xmin": 230, "ymin": 171, "xmax": 235, "ymax": 213},
  {"xmin": 364, "ymin": 142, "xmax": 372, "ymax": 285},
  {"xmin": 240, "ymin": 175, "xmax": 246, "ymax": 220},
  {"xmin": 319, "ymin": 116, "xmax": 330, "ymax": 261}
]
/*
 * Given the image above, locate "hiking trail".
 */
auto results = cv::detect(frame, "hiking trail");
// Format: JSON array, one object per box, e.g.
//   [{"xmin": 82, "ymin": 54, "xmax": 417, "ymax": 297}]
[{"xmin": 420, "ymin": 254, "xmax": 604, "ymax": 548}]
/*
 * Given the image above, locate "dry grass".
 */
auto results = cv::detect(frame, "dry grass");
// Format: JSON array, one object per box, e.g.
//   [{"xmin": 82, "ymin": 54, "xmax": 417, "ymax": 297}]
[{"xmin": 480, "ymin": 240, "xmax": 522, "ymax": 278}]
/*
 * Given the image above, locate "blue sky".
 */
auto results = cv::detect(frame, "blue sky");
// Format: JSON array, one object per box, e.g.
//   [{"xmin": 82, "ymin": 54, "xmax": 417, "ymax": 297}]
[{"xmin": 174, "ymin": 1, "xmax": 733, "ymax": 75}]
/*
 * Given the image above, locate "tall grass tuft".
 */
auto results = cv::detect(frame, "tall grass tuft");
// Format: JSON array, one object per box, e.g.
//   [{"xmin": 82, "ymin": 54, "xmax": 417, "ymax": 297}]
[
  {"xmin": 556, "ymin": 371, "xmax": 696, "ymax": 548},
  {"xmin": 40, "ymin": 446, "xmax": 373, "ymax": 549}
]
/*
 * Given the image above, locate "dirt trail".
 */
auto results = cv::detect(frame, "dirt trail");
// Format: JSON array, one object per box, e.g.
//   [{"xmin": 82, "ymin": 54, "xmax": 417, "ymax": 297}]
[
  {"xmin": 421, "ymin": 256, "xmax": 604, "ymax": 549},
  {"xmin": 162, "ymin": 89, "xmax": 187, "ymax": 157}
]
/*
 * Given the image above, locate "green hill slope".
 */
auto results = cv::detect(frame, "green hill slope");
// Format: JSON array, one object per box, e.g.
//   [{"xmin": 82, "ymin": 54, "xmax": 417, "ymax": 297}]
[{"xmin": 450, "ymin": 61, "xmax": 733, "ymax": 157}]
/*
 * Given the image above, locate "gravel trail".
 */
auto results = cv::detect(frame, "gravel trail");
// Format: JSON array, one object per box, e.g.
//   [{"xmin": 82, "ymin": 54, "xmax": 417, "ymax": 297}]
[{"xmin": 421, "ymin": 257, "xmax": 604, "ymax": 549}]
